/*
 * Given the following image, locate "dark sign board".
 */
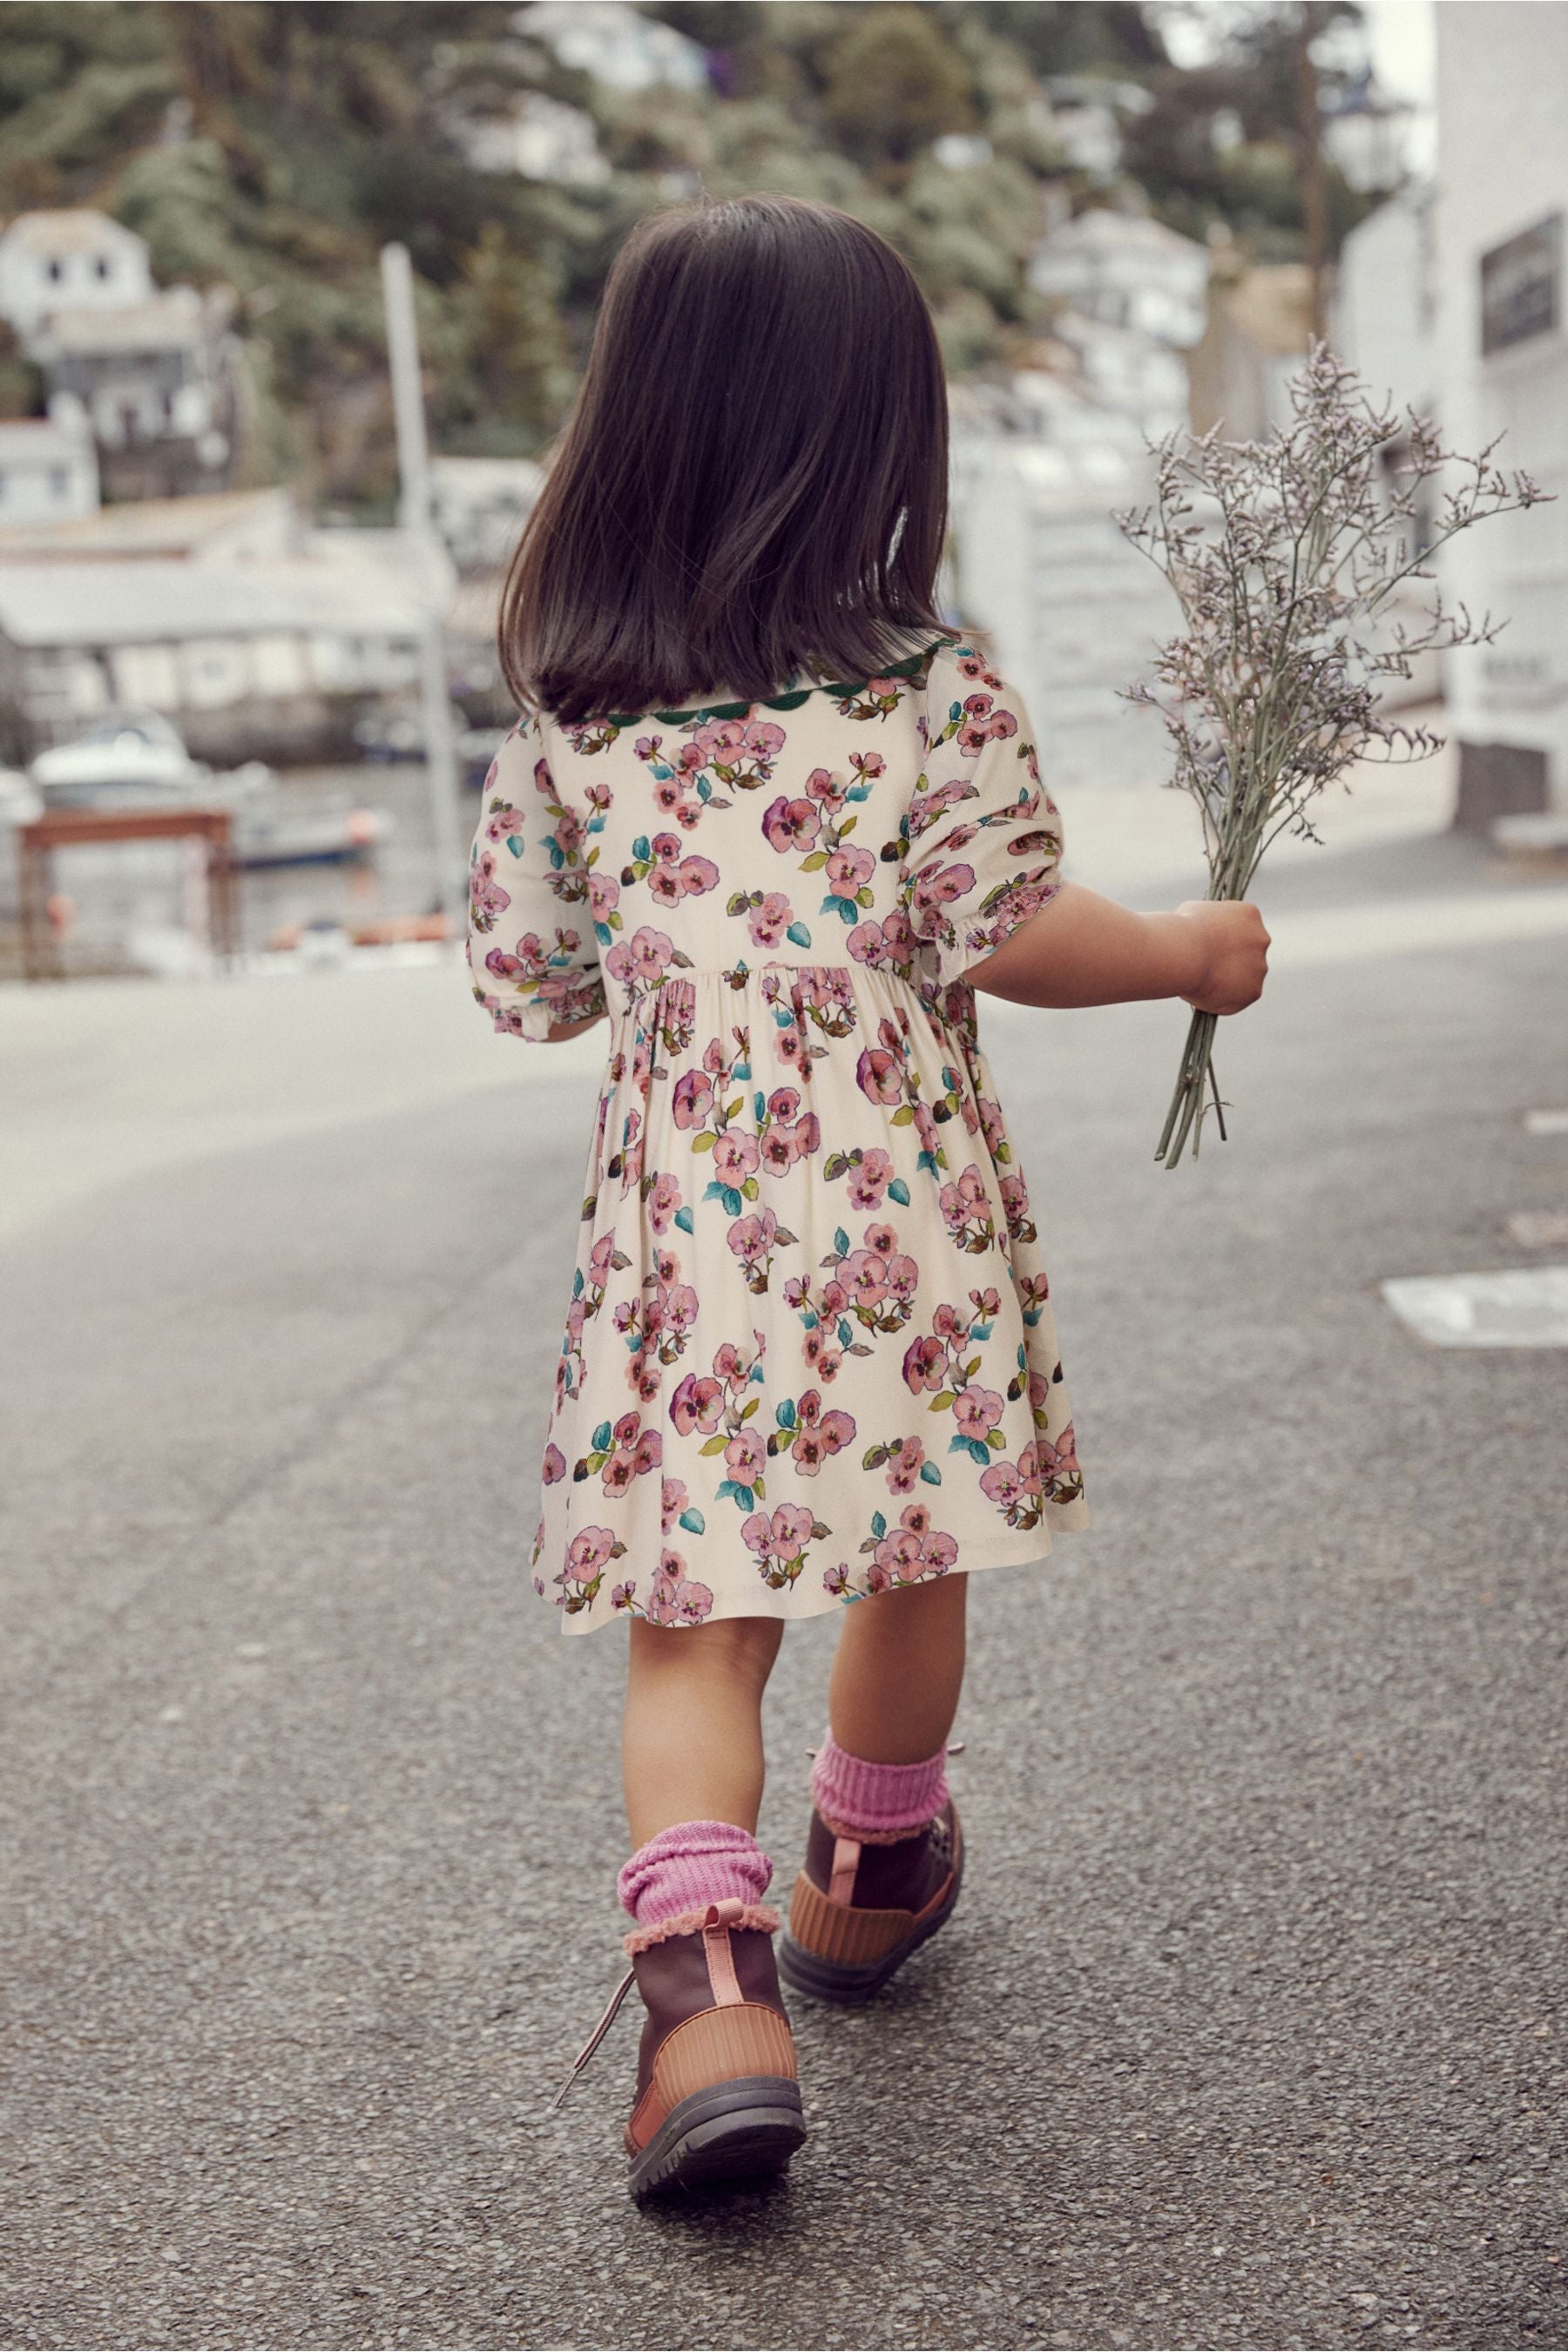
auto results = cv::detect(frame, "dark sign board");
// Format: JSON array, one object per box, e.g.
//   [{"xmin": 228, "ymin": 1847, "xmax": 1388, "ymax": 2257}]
[{"xmin": 1481, "ymin": 213, "xmax": 1560, "ymax": 355}]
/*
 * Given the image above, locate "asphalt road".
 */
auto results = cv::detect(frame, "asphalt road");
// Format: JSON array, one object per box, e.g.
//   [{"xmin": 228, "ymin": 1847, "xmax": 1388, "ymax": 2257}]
[{"xmin": 3, "ymin": 798, "xmax": 1565, "ymax": 2351}]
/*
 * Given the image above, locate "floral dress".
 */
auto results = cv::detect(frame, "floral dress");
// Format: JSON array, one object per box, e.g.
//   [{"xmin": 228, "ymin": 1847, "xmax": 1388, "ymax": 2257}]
[{"xmin": 467, "ymin": 636, "xmax": 1088, "ymax": 1634}]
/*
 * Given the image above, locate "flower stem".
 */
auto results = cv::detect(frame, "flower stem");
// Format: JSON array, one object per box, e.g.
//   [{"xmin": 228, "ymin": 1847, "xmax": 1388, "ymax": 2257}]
[{"xmin": 1155, "ymin": 1009, "xmax": 1220, "ymax": 1169}]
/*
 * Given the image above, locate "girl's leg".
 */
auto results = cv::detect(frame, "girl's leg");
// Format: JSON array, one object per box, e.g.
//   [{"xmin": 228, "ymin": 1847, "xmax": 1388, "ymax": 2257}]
[
  {"xmin": 827, "ymin": 1571, "xmax": 968, "ymax": 1764},
  {"xmin": 622, "ymin": 1612, "xmax": 783, "ymax": 1847},
  {"xmin": 778, "ymin": 1576, "xmax": 968, "ymax": 1998},
  {"xmin": 614, "ymin": 1614, "xmax": 805, "ymax": 2199}
]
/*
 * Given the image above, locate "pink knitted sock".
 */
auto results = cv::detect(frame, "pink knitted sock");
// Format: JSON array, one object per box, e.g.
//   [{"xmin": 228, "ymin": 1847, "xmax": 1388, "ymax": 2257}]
[
  {"xmin": 618, "ymin": 1819, "xmax": 774, "ymax": 1930},
  {"xmin": 811, "ymin": 1734, "xmax": 949, "ymax": 1842}
]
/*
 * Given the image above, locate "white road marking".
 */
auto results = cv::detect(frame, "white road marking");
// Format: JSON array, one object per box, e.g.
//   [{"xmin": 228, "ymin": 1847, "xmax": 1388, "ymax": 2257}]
[{"xmin": 1382, "ymin": 1266, "xmax": 1568, "ymax": 1347}]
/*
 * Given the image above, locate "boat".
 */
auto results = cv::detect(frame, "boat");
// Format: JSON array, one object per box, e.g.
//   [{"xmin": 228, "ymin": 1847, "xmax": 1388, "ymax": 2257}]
[
  {"xmin": 229, "ymin": 794, "xmax": 389, "ymax": 870},
  {"xmin": 28, "ymin": 711, "xmax": 389, "ymax": 868},
  {"xmin": 30, "ymin": 710, "xmax": 199, "ymax": 806}
]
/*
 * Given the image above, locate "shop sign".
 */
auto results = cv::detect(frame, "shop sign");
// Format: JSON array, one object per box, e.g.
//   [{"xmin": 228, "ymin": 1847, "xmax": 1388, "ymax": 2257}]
[{"xmin": 1481, "ymin": 213, "xmax": 1560, "ymax": 355}]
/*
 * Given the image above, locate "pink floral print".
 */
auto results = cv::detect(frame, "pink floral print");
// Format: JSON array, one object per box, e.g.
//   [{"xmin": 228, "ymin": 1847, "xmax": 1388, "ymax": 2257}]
[
  {"xmin": 610, "ymin": 1549, "xmax": 715, "ymax": 1625},
  {"xmin": 782, "ymin": 1217, "xmax": 919, "ymax": 1381},
  {"xmin": 823, "ymin": 1499, "xmax": 961, "ymax": 1599},
  {"xmin": 741, "ymin": 1502, "xmax": 830, "ymax": 1592},
  {"xmin": 470, "ymin": 640, "xmax": 1087, "ymax": 1631}
]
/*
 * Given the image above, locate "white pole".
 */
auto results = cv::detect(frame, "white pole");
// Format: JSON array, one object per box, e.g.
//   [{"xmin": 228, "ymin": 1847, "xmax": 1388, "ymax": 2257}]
[{"xmin": 380, "ymin": 240, "xmax": 463, "ymax": 926}]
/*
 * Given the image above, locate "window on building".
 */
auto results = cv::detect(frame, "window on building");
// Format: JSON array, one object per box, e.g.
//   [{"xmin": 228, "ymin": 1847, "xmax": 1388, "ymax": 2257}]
[
  {"xmin": 95, "ymin": 256, "xmax": 112, "ymax": 280},
  {"xmin": 50, "ymin": 467, "xmax": 68, "ymax": 496},
  {"xmin": 45, "ymin": 258, "xmax": 63, "ymax": 282}
]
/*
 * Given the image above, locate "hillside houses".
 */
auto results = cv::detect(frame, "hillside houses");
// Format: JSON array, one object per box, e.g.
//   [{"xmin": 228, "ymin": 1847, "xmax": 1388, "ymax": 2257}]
[{"xmin": 0, "ymin": 210, "xmax": 245, "ymax": 500}]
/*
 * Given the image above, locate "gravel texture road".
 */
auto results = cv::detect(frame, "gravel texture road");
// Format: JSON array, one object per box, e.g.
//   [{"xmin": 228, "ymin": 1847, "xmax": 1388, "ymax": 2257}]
[{"xmin": 3, "ymin": 794, "xmax": 1565, "ymax": 2351}]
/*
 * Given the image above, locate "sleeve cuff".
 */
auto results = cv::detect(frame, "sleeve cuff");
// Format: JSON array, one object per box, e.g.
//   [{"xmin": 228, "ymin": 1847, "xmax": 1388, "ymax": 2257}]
[
  {"xmin": 471, "ymin": 975, "xmax": 606, "ymax": 1041},
  {"xmin": 934, "ymin": 875, "xmax": 1063, "ymax": 986}
]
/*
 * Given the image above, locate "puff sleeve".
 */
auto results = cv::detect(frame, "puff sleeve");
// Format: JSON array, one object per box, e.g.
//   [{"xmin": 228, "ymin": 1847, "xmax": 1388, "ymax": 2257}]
[
  {"xmin": 899, "ymin": 646, "xmax": 1064, "ymax": 989},
  {"xmin": 465, "ymin": 714, "xmax": 607, "ymax": 1039}
]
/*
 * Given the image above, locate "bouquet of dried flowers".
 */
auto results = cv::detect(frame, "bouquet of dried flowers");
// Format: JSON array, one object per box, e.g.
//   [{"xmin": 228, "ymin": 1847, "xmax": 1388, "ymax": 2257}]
[{"xmin": 1119, "ymin": 344, "xmax": 1548, "ymax": 1168}]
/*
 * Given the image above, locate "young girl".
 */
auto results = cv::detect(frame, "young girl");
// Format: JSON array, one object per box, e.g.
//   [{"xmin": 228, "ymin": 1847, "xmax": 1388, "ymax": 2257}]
[{"xmin": 469, "ymin": 195, "xmax": 1267, "ymax": 2200}]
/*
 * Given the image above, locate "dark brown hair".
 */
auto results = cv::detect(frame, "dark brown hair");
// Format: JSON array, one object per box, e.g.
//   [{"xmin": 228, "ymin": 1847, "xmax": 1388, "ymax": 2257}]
[{"xmin": 497, "ymin": 193, "xmax": 949, "ymax": 725}]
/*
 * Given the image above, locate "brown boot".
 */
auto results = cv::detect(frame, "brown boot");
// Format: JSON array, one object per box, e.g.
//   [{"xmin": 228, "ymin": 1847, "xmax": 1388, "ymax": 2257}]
[
  {"xmin": 556, "ymin": 1897, "xmax": 806, "ymax": 2198},
  {"xmin": 779, "ymin": 1801, "xmax": 963, "ymax": 2003}
]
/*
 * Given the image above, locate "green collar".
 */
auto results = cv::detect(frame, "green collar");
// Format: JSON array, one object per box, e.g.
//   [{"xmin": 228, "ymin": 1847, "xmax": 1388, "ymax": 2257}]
[{"xmin": 598, "ymin": 636, "xmax": 956, "ymax": 730}]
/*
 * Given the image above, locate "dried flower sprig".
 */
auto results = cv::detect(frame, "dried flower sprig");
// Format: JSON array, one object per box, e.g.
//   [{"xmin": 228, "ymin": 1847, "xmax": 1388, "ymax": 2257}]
[{"xmin": 1119, "ymin": 342, "xmax": 1550, "ymax": 1168}]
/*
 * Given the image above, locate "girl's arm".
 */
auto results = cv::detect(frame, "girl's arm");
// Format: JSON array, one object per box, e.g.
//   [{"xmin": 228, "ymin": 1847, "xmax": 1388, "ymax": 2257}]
[{"xmin": 970, "ymin": 882, "xmax": 1269, "ymax": 1015}]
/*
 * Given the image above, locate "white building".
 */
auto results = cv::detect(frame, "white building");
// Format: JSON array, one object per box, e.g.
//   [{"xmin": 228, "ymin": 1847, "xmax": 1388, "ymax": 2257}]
[
  {"xmin": 1049, "ymin": 313, "xmax": 1194, "ymax": 443},
  {"xmin": 1043, "ymin": 78, "xmax": 1154, "ymax": 183},
  {"xmin": 31, "ymin": 284, "xmax": 243, "ymax": 499},
  {"xmin": 944, "ymin": 208, "xmax": 1204, "ymax": 782},
  {"xmin": 0, "ymin": 209, "xmax": 152, "ymax": 340},
  {"xmin": 454, "ymin": 90, "xmax": 611, "ymax": 186},
  {"xmin": 1433, "ymin": 3, "xmax": 1568, "ymax": 824},
  {"xmin": 1335, "ymin": 184, "xmax": 1436, "ymax": 416},
  {"xmin": 1029, "ymin": 210, "xmax": 1208, "ymax": 444},
  {"xmin": 1332, "ymin": 186, "xmax": 1442, "ymax": 707},
  {"xmin": 0, "ymin": 408, "xmax": 98, "ymax": 527},
  {"xmin": 430, "ymin": 455, "xmax": 544, "ymax": 573},
  {"xmin": 950, "ymin": 388, "xmax": 1179, "ymax": 792},
  {"xmin": 516, "ymin": 3, "xmax": 707, "ymax": 94},
  {"xmin": 1030, "ymin": 208, "xmax": 1209, "ymax": 350}
]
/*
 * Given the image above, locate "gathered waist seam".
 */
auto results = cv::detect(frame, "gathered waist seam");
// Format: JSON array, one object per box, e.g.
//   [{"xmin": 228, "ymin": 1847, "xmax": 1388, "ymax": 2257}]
[{"xmin": 612, "ymin": 957, "xmax": 917, "ymax": 1004}]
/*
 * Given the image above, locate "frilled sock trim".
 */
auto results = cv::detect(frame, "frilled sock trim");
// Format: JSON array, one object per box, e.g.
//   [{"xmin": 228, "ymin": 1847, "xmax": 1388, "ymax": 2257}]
[{"xmin": 623, "ymin": 1902, "xmax": 781, "ymax": 1955}]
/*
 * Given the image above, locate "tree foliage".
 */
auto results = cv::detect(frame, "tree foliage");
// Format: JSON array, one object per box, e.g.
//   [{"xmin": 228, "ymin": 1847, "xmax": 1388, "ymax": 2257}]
[
  {"xmin": 0, "ymin": 0, "xmax": 1386, "ymax": 507},
  {"xmin": 821, "ymin": 6, "xmax": 977, "ymax": 183}
]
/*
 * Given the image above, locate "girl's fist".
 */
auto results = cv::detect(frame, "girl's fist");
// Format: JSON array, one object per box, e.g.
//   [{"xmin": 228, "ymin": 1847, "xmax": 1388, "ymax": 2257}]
[{"xmin": 1173, "ymin": 900, "xmax": 1271, "ymax": 1015}]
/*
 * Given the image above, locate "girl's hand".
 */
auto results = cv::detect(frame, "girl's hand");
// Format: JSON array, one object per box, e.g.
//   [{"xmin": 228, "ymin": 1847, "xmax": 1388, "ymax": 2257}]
[
  {"xmin": 1173, "ymin": 900, "xmax": 1271, "ymax": 1015},
  {"xmin": 545, "ymin": 1012, "xmax": 606, "ymax": 1042}
]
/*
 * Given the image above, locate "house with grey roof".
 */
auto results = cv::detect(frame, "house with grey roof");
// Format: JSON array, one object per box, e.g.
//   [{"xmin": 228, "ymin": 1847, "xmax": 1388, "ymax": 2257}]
[{"xmin": 0, "ymin": 534, "xmax": 443, "ymax": 765}]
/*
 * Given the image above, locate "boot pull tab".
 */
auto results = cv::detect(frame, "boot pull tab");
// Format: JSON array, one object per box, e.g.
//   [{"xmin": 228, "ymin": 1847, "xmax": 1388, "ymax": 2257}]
[
  {"xmin": 701, "ymin": 1899, "xmax": 746, "ymax": 2007},
  {"xmin": 828, "ymin": 1835, "xmax": 862, "ymax": 1905}
]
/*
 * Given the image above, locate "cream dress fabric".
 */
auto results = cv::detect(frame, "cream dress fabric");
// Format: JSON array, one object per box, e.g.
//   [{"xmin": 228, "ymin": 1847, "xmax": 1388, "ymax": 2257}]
[{"xmin": 466, "ymin": 637, "xmax": 1088, "ymax": 1634}]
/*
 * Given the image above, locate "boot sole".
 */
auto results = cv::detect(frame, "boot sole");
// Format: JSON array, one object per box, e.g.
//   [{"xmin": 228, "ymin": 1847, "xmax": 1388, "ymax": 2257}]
[
  {"xmin": 777, "ymin": 1853, "xmax": 963, "ymax": 2004},
  {"xmin": 628, "ymin": 2074, "xmax": 806, "ymax": 2200}
]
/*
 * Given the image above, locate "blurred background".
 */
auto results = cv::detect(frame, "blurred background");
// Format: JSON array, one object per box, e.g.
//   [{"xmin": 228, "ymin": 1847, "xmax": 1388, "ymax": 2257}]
[
  {"xmin": 6, "ymin": 10, "xmax": 1568, "ymax": 2346},
  {"xmin": 0, "ymin": 0, "xmax": 1561, "ymax": 977}
]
